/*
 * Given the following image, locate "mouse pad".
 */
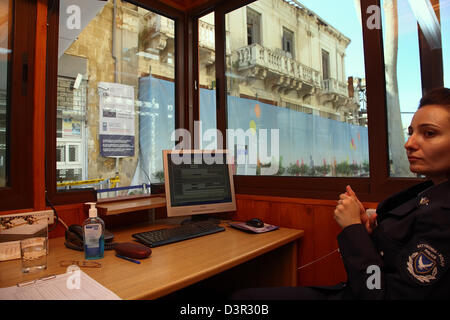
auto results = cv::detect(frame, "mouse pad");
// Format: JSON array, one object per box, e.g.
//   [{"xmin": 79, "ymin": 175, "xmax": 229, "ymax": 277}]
[{"xmin": 228, "ymin": 222, "xmax": 279, "ymax": 234}]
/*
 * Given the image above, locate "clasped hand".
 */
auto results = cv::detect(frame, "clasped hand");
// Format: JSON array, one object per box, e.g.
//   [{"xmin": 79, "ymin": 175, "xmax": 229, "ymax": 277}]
[{"xmin": 334, "ymin": 185, "xmax": 377, "ymax": 234}]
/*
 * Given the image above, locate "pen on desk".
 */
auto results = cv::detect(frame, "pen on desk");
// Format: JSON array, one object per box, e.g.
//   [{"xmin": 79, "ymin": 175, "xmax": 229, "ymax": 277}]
[{"xmin": 115, "ymin": 254, "xmax": 141, "ymax": 264}]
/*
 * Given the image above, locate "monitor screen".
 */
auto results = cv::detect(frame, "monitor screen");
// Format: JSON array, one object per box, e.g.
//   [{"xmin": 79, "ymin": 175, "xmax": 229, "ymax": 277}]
[{"xmin": 163, "ymin": 150, "xmax": 236, "ymax": 218}]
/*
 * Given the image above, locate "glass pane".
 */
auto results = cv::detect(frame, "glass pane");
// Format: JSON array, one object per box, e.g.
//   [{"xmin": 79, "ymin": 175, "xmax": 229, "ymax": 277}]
[
  {"xmin": 0, "ymin": 0, "xmax": 11, "ymax": 187},
  {"xmin": 68, "ymin": 145, "xmax": 79, "ymax": 162},
  {"xmin": 56, "ymin": 145, "xmax": 65, "ymax": 162},
  {"xmin": 57, "ymin": 1, "xmax": 175, "ymax": 197},
  {"xmin": 225, "ymin": 0, "xmax": 369, "ymax": 177},
  {"xmin": 382, "ymin": 0, "xmax": 422, "ymax": 177},
  {"xmin": 443, "ymin": 0, "xmax": 450, "ymax": 87},
  {"xmin": 199, "ymin": 12, "xmax": 217, "ymax": 150}
]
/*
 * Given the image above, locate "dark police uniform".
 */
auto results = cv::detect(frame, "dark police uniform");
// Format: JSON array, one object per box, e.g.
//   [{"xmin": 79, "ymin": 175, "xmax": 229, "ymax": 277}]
[
  {"xmin": 231, "ymin": 179, "xmax": 450, "ymax": 300},
  {"xmin": 338, "ymin": 179, "xmax": 450, "ymax": 299}
]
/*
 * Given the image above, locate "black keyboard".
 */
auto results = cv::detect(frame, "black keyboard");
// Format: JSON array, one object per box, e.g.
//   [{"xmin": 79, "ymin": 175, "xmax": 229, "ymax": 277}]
[{"xmin": 132, "ymin": 222, "xmax": 225, "ymax": 247}]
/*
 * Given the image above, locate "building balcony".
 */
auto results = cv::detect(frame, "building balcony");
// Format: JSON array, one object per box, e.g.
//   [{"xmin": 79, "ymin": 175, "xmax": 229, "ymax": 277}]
[
  {"xmin": 141, "ymin": 16, "xmax": 230, "ymax": 67},
  {"xmin": 199, "ymin": 20, "xmax": 215, "ymax": 51},
  {"xmin": 322, "ymin": 78, "xmax": 348, "ymax": 96},
  {"xmin": 143, "ymin": 14, "xmax": 175, "ymax": 52},
  {"xmin": 235, "ymin": 43, "xmax": 321, "ymax": 96},
  {"xmin": 147, "ymin": 14, "xmax": 175, "ymax": 38},
  {"xmin": 198, "ymin": 20, "xmax": 231, "ymax": 67},
  {"xmin": 320, "ymin": 78, "xmax": 357, "ymax": 110}
]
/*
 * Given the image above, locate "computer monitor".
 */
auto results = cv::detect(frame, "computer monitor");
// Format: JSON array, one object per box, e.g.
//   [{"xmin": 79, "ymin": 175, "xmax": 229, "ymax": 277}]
[{"xmin": 162, "ymin": 149, "xmax": 236, "ymax": 223}]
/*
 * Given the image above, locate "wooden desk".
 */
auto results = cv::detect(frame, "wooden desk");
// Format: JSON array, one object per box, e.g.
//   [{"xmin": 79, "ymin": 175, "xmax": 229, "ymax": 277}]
[{"xmin": 0, "ymin": 221, "xmax": 303, "ymax": 299}]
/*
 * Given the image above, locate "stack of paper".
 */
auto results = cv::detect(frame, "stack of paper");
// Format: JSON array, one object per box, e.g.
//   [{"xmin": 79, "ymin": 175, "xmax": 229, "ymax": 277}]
[{"xmin": 0, "ymin": 269, "xmax": 121, "ymax": 300}]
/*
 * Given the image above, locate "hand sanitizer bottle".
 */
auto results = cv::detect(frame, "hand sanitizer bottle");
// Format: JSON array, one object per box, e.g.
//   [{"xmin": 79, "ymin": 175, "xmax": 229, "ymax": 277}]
[{"xmin": 83, "ymin": 202, "xmax": 105, "ymax": 260}]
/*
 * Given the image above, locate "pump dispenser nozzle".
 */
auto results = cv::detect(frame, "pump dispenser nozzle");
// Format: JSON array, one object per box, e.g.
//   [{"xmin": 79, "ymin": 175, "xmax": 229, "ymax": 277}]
[{"xmin": 86, "ymin": 202, "xmax": 98, "ymax": 218}]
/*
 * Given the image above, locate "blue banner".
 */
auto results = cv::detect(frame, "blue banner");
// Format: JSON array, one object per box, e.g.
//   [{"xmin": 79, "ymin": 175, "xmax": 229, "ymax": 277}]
[{"xmin": 134, "ymin": 76, "xmax": 369, "ymax": 181}]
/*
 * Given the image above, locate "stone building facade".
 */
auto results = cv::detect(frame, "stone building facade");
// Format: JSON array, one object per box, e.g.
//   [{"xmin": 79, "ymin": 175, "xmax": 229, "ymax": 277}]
[
  {"xmin": 224, "ymin": 0, "xmax": 359, "ymax": 121},
  {"xmin": 57, "ymin": 0, "xmax": 363, "ymax": 190}
]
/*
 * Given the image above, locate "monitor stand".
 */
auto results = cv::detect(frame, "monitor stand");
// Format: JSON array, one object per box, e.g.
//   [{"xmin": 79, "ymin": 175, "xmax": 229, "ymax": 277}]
[{"xmin": 180, "ymin": 214, "xmax": 220, "ymax": 225}]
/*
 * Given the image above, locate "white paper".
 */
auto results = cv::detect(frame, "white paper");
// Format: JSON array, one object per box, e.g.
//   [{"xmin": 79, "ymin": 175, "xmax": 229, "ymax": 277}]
[
  {"xmin": 98, "ymin": 82, "xmax": 135, "ymax": 136},
  {"xmin": 0, "ymin": 269, "xmax": 121, "ymax": 300}
]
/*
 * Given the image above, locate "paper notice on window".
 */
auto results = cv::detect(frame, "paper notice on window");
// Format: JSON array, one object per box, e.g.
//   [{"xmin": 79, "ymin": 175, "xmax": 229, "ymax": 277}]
[{"xmin": 98, "ymin": 82, "xmax": 135, "ymax": 157}]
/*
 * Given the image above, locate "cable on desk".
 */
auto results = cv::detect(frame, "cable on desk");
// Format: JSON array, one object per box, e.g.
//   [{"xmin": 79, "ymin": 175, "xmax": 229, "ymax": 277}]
[
  {"xmin": 297, "ymin": 249, "xmax": 340, "ymax": 270},
  {"xmin": 45, "ymin": 191, "xmax": 64, "ymax": 232}
]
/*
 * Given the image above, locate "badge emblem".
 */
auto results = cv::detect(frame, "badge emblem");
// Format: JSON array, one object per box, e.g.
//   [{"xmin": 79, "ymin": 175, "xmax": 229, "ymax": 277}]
[
  {"xmin": 406, "ymin": 244, "xmax": 445, "ymax": 285},
  {"xmin": 414, "ymin": 252, "xmax": 435, "ymax": 274}
]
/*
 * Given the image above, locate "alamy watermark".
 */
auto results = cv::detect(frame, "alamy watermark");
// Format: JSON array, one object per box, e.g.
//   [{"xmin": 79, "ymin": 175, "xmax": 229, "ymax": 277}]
[
  {"xmin": 66, "ymin": 265, "xmax": 81, "ymax": 290},
  {"xmin": 66, "ymin": 5, "xmax": 81, "ymax": 30},
  {"xmin": 366, "ymin": 265, "xmax": 381, "ymax": 290},
  {"xmin": 366, "ymin": 5, "xmax": 381, "ymax": 30},
  {"xmin": 170, "ymin": 121, "xmax": 280, "ymax": 175}
]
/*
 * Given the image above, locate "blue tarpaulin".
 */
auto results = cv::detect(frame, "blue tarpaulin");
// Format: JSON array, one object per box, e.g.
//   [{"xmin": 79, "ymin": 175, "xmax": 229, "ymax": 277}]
[{"xmin": 132, "ymin": 76, "xmax": 369, "ymax": 183}]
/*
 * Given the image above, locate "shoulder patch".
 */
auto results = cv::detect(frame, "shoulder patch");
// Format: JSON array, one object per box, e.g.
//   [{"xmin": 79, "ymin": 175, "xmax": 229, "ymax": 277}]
[{"xmin": 406, "ymin": 243, "xmax": 446, "ymax": 285}]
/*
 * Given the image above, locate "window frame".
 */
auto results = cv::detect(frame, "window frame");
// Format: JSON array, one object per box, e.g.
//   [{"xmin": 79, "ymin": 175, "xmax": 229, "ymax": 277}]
[
  {"xmin": 45, "ymin": 0, "xmax": 188, "ymax": 205},
  {"xmin": 211, "ymin": 0, "xmax": 444, "ymax": 202},
  {"xmin": 282, "ymin": 26, "xmax": 294, "ymax": 59},
  {"xmin": 44, "ymin": 0, "xmax": 445, "ymax": 206},
  {"xmin": 246, "ymin": 7, "xmax": 262, "ymax": 46},
  {"xmin": 321, "ymin": 49, "xmax": 330, "ymax": 80},
  {"xmin": 0, "ymin": 0, "xmax": 36, "ymax": 211}
]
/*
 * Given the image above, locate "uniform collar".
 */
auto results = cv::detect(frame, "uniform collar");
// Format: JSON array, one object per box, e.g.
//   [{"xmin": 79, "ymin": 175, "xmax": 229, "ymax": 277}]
[
  {"xmin": 388, "ymin": 197, "xmax": 417, "ymax": 216},
  {"xmin": 416, "ymin": 179, "xmax": 450, "ymax": 210},
  {"xmin": 377, "ymin": 180, "xmax": 433, "ymax": 215}
]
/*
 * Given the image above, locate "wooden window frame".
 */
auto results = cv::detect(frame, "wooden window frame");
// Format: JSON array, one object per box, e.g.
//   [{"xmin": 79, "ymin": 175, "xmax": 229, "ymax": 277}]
[
  {"xmin": 203, "ymin": 0, "xmax": 444, "ymax": 203},
  {"xmin": 0, "ymin": 0, "xmax": 36, "ymax": 211},
  {"xmin": 45, "ymin": 0, "xmax": 188, "ymax": 205},
  {"xmin": 44, "ymin": 0, "xmax": 444, "ymax": 206}
]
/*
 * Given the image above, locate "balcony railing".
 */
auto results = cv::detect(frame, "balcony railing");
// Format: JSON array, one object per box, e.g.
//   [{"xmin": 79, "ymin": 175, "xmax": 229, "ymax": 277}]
[
  {"xmin": 148, "ymin": 14, "xmax": 174, "ymax": 38},
  {"xmin": 145, "ymin": 16, "xmax": 230, "ymax": 56},
  {"xmin": 198, "ymin": 20, "xmax": 231, "ymax": 55},
  {"xmin": 322, "ymin": 79, "xmax": 348, "ymax": 96},
  {"xmin": 199, "ymin": 20, "xmax": 215, "ymax": 50},
  {"xmin": 236, "ymin": 43, "xmax": 321, "ymax": 87}
]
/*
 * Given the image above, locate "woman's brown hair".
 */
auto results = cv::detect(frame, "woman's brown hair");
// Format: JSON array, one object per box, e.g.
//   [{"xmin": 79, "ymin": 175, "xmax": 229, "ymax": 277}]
[{"xmin": 418, "ymin": 87, "xmax": 450, "ymax": 109}]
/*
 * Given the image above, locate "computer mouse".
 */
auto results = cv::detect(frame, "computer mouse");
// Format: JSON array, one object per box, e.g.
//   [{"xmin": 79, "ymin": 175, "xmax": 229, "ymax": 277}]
[{"xmin": 246, "ymin": 218, "xmax": 264, "ymax": 228}]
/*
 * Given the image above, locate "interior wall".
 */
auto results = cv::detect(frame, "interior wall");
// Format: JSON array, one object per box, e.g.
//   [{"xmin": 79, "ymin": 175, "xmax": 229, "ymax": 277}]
[
  {"xmin": 1, "ymin": 0, "xmax": 381, "ymax": 289},
  {"xmin": 231, "ymin": 194, "xmax": 378, "ymax": 286},
  {"xmin": 47, "ymin": 194, "xmax": 377, "ymax": 286}
]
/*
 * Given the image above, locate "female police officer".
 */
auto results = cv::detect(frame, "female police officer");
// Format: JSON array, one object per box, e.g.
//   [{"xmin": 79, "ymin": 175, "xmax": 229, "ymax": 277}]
[
  {"xmin": 334, "ymin": 86, "xmax": 450, "ymax": 299},
  {"xmin": 232, "ymin": 87, "xmax": 450, "ymax": 300}
]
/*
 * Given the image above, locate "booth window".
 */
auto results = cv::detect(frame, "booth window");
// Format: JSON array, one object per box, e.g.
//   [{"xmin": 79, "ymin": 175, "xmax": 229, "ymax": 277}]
[
  {"xmin": 210, "ymin": 0, "xmax": 447, "ymax": 200},
  {"xmin": 224, "ymin": 0, "xmax": 369, "ymax": 179},
  {"xmin": 198, "ymin": 11, "xmax": 218, "ymax": 149},
  {"xmin": 382, "ymin": 0, "xmax": 426, "ymax": 178},
  {"xmin": 0, "ymin": 0, "xmax": 35, "ymax": 211},
  {"xmin": 46, "ymin": 0, "xmax": 180, "ymax": 204},
  {"xmin": 44, "ymin": 0, "xmax": 448, "ymax": 205}
]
